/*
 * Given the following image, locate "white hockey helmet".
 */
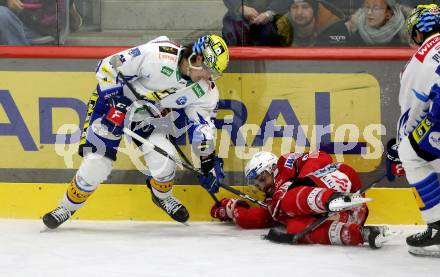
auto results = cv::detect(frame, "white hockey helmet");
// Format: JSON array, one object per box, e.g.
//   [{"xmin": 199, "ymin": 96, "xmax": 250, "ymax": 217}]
[{"xmin": 244, "ymin": 151, "xmax": 278, "ymax": 185}]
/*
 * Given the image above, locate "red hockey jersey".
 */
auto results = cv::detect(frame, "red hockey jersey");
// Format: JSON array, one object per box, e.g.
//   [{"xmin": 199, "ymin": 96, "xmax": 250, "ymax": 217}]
[{"xmin": 232, "ymin": 151, "xmax": 366, "ymax": 229}]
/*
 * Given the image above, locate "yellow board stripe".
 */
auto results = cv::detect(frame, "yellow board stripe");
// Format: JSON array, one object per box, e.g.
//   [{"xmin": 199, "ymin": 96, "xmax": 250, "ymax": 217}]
[
  {"xmin": 411, "ymin": 187, "xmax": 426, "ymax": 209},
  {"xmin": 0, "ymin": 183, "xmax": 425, "ymax": 224}
]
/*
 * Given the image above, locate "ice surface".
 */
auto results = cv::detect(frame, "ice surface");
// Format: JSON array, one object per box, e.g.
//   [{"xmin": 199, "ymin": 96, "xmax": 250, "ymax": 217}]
[{"xmin": 0, "ymin": 220, "xmax": 438, "ymax": 277}]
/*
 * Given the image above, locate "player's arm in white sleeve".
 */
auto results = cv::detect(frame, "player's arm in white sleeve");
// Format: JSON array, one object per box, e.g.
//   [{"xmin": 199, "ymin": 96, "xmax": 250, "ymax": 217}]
[
  {"xmin": 185, "ymin": 96, "xmax": 217, "ymax": 156},
  {"xmin": 184, "ymin": 83, "xmax": 220, "ymax": 174},
  {"xmin": 95, "ymin": 49, "xmax": 142, "ymax": 97},
  {"xmin": 403, "ymin": 67, "xmax": 440, "ymax": 138},
  {"xmin": 94, "ymin": 36, "xmax": 172, "ymax": 99}
]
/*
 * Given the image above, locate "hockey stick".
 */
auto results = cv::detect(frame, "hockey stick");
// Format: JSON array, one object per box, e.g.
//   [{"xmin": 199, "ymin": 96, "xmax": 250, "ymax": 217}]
[
  {"xmin": 123, "ymin": 127, "xmax": 267, "ymax": 208},
  {"xmin": 107, "ymin": 58, "xmax": 219, "ymax": 203},
  {"xmin": 170, "ymin": 136, "xmax": 220, "ymax": 204},
  {"xmin": 108, "ymin": 58, "xmax": 266, "ymax": 207},
  {"xmin": 264, "ymin": 174, "xmax": 387, "ymax": 244}
]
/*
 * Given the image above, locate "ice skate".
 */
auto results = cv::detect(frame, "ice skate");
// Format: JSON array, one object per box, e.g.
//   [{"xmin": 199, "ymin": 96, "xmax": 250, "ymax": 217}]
[
  {"xmin": 147, "ymin": 182, "xmax": 189, "ymax": 223},
  {"xmin": 362, "ymin": 225, "xmax": 399, "ymax": 249},
  {"xmin": 326, "ymin": 193, "xmax": 372, "ymax": 212},
  {"xmin": 42, "ymin": 206, "xmax": 74, "ymax": 229},
  {"xmin": 407, "ymin": 221, "xmax": 440, "ymax": 257}
]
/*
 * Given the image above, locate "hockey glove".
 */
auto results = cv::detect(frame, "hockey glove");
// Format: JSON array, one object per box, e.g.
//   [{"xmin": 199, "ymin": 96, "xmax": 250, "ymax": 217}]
[
  {"xmin": 385, "ymin": 138, "xmax": 405, "ymax": 181},
  {"xmin": 102, "ymin": 95, "xmax": 132, "ymax": 137},
  {"xmin": 210, "ymin": 198, "xmax": 250, "ymax": 221},
  {"xmin": 198, "ymin": 155, "xmax": 224, "ymax": 193}
]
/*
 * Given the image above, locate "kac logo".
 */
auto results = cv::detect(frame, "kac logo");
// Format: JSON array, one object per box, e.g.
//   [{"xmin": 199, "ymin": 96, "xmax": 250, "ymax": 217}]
[{"xmin": 176, "ymin": 96, "xmax": 187, "ymax": 106}]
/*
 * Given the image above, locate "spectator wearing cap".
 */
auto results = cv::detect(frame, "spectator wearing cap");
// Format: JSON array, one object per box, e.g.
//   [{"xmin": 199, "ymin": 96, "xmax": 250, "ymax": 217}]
[
  {"xmin": 274, "ymin": 0, "xmax": 350, "ymax": 46},
  {"xmin": 345, "ymin": 0, "xmax": 412, "ymax": 46}
]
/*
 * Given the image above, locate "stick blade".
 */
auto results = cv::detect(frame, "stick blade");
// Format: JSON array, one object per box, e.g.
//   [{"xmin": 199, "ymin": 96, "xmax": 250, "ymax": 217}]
[{"xmin": 263, "ymin": 228, "xmax": 298, "ymax": 244}]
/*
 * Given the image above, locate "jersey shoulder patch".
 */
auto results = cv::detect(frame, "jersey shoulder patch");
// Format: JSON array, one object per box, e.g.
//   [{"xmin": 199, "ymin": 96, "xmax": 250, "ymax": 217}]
[
  {"xmin": 307, "ymin": 163, "xmax": 341, "ymax": 178},
  {"xmin": 159, "ymin": 45, "xmax": 178, "ymax": 55},
  {"xmin": 128, "ymin": 47, "xmax": 141, "ymax": 57},
  {"xmin": 415, "ymin": 35, "xmax": 440, "ymax": 63},
  {"xmin": 284, "ymin": 153, "xmax": 302, "ymax": 169}
]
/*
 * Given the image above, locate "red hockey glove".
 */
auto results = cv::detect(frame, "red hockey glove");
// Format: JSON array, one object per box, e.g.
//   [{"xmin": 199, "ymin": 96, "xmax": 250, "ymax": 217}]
[
  {"xmin": 386, "ymin": 138, "xmax": 406, "ymax": 181},
  {"xmin": 211, "ymin": 203, "xmax": 229, "ymax": 221},
  {"xmin": 210, "ymin": 198, "xmax": 249, "ymax": 221},
  {"xmin": 224, "ymin": 198, "xmax": 250, "ymax": 219}
]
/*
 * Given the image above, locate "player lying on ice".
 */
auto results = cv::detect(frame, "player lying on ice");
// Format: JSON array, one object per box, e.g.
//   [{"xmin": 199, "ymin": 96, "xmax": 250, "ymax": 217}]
[
  {"xmin": 211, "ymin": 151, "xmax": 396, "ymax": 248},
  {"xmin": 42, "ymin": 34, "xmax": 229, "ymax": 228}
]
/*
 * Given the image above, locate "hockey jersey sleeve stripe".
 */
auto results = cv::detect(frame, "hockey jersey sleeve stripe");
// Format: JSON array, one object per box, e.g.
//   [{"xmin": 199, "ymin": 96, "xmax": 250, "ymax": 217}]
[{"xmin": 412, "ymin": 89, "xmax": 430, "ymax": 102}]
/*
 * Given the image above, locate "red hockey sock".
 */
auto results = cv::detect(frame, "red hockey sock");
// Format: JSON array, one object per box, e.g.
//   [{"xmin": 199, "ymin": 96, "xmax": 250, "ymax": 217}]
[
  {"xmin": 281, "ymin": 186, "xmax": 336, "ymax": 216},
  {"xmin": 286, "ymin": 216, "xmax": 364, "ymax": 245}
]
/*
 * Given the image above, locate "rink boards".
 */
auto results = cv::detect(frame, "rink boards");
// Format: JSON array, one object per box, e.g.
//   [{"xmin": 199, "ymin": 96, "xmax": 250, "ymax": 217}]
[
  {"xmin": 0, "ymin": 71, "xmax": 382, "ymax": 174},
  {"xmin": 0, "ymin": 183, "xmax": 425, "ymax": 224},
  {"xmin": 0, "ymin": 56, "xmax": 425, "ymax": 224}
]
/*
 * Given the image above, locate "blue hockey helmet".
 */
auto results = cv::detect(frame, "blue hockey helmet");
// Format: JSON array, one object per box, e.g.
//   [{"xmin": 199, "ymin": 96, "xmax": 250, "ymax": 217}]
[{"xmin": 407, "ymin": 4, "xmax": 440, "ymax": 45}]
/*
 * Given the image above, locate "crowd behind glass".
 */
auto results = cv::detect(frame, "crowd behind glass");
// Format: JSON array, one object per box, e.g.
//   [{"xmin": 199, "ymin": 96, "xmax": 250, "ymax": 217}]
[{"xmin": 0, "ymin": 0, "xmax": 436, "ymax": 47}]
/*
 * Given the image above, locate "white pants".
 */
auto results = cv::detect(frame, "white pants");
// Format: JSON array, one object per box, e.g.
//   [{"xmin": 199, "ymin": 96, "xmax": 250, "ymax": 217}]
[
  {"xmin": 62, "ymin": 132, "xmax": 177, "ymax": 211},
  {"xmin": 399, "ymin": 136, "xmax": 440, "ymax": 223}
]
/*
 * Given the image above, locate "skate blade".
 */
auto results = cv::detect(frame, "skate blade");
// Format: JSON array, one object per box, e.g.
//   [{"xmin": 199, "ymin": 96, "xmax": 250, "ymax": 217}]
[
  {"xmin": 408, "ymin": 246, "xmax": 440, "ymax": 258},
  {"xmin": 40, "ymin": 226, "xmax": 56, "ymax": 233},
  {"xmin": 330, "ymin": 197, "xmax": 372, "ymax": 211},
  {"xmin": 377, "ymin": 230, "xmax": 402, "ymax": 246}
]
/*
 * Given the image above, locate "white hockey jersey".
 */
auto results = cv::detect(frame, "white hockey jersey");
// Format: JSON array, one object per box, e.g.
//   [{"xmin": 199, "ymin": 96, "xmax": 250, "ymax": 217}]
[
  {"xmin": 398, "ymin": 34, "xmax": 440, "ymax": 142},
  {"xmin": 95, "ymin": 36, "xmax": 218, "ymax": 145}
]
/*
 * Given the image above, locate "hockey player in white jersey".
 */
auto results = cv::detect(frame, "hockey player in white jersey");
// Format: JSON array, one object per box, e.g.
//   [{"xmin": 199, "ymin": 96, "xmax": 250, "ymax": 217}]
[
  {"xmin": 42, "ymin": 34, "xmax": 229, "ymax": 228},
  {"xmin": 387, "ymin": 4, "xmax": 440, "ymax": 257}
]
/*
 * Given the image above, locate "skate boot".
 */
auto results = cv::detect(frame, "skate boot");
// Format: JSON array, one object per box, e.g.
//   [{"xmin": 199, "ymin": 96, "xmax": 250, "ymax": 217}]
[
  {"xmin": 362, "ymin": 225, "xmax": 398, "ymax": 249},
  {"xmin": 326, "ymin": 192, "xmax": 372, "ymax": 212},
  {"xmin": 407, "ymin": 220, "xmax": 440, "ymax": 257},
  {"xmin": 42, "ymin": 206, "xmax": 75, "ymax": 229},
  {"xmin": 147, "ymin": 183, "xmax": 189, "ymax": 223}
]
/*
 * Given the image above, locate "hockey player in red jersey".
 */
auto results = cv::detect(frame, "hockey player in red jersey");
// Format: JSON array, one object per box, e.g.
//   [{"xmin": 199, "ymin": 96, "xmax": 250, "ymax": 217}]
[{"xmin": 211, "ymin": 151, "xmax": 395, "ymax": 248}]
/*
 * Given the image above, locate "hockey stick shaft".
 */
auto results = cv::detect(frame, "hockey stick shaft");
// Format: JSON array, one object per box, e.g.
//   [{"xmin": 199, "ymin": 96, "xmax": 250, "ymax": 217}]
[
  {"xmin": 110, "ymin": 65, "xmax": 219, "ymax": 203},
  {"xmin": 292, "ymin": 174, "xmax": 386, "ymax": 242},
  {"xmin": 110, "ymin": 62, "xmax": 265, "ymax": 207},
  {"xmin": 123, "ymin": 127, "xmax": 267, "ymax": 208},
  {"xmin": 265, "ymin": 173, "xmax": 387, "ymax": 244},
  {"xmin": 170, "ymin": 136, "xmax": 220, "ymax": 204}
]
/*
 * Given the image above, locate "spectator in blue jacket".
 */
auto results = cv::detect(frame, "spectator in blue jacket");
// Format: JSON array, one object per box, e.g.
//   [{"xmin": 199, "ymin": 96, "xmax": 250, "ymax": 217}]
[{"xmin": 0, "ymin": 0, "xmax": 81, "ymax": 45}]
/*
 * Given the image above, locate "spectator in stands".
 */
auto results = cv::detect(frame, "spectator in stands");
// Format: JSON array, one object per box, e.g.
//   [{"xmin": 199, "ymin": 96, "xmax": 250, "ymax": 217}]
[
  {"xmin": 223, "ymin": 0, "xmax": 274, "ymax": 45},
  {"xmin": 0, "ymin": 0, "xmax": 82, "ymax": 45},
  {"xmin": 345, "ymin": 0, "xmax": 412, "ymax": 46},
  {"xmin": 274, "ymin": 0, "xmax": 349, "ymax": 46}
]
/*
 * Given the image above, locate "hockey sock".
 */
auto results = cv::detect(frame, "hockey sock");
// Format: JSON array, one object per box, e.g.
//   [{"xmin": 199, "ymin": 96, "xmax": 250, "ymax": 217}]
[
  {"xmin": 149, "ymin": 178, "xmax": 174, "ymax": 199},
  {"xmin": 63, "ymin": 176, "xmax": 96, "ymax": 210},
  {"xmin": 411, "ymin": 173, "xmax": 440, "ymax": 222}
]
